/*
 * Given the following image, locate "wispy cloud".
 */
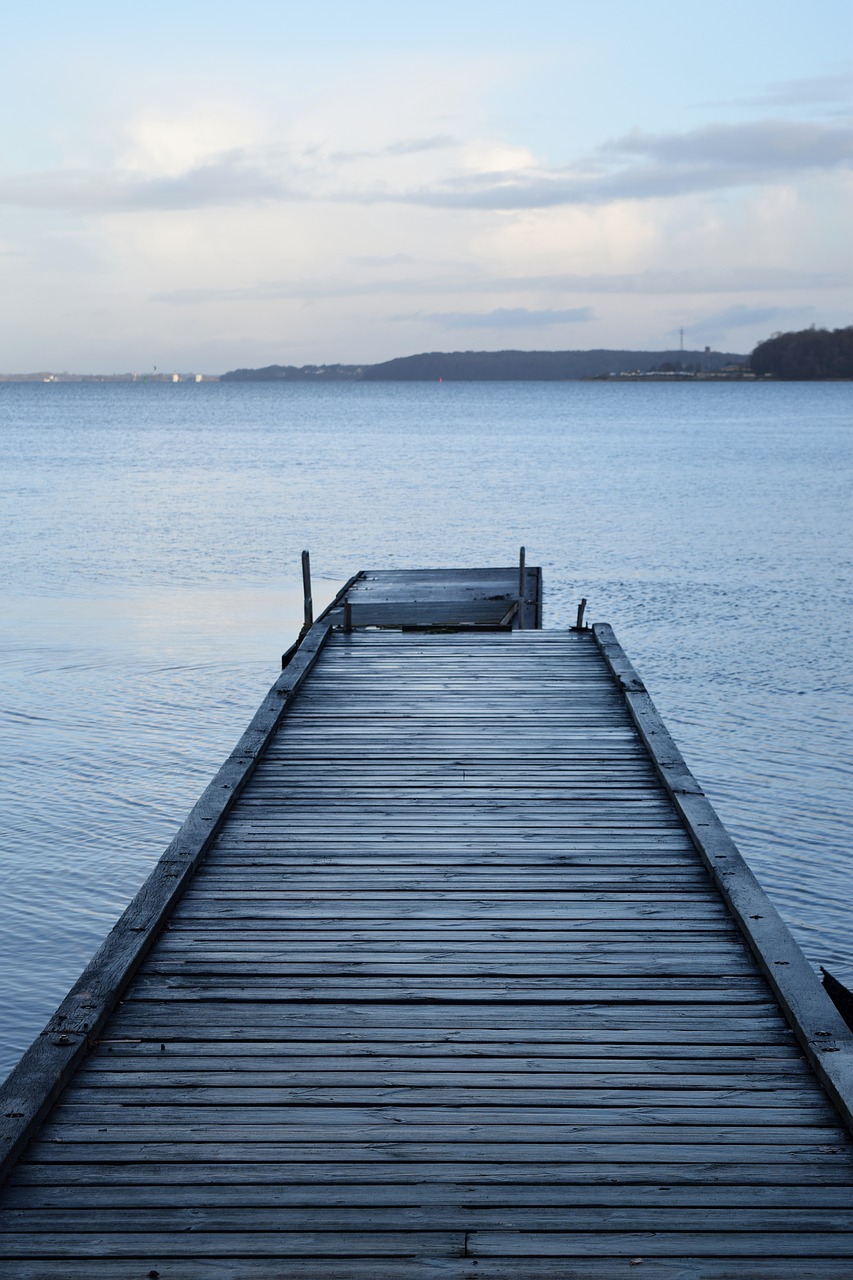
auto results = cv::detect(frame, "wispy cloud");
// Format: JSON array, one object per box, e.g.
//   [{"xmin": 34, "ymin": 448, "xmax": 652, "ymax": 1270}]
[
  {"xmin": 605, "ymin": 120, "xmax": 852, "ymax": 169},
  {"xmin": 400, "ymin": 306, "xmax": 595, "ymax": 328},
  {"xmin": 329, "ymin": 135, "xmax": 458, "ymax": 162},
  {"xmin": 385, "ymin": 135, "xmax": 458, "ymax": 156},
  {"xmin": 680, "ymin": 303, "xmax": 815, "ymax": 341},
  {"xmin": 706, "ymin": 70, "xmax": 853, "ymax": 109},
  {"xmin": 1, "ymin": 120, "xmax": 848, "ymax": 216},
  {"xmin": 0, "ymin": 152, "xmax": 295, "ymax": 213},
  {"xmin": 396, "ymin": 120, "xmax": 853, "ymax": 210},
  {"xmin": 347, "ymin": 253, "xmax": 416, "ymax": 267},
  {"xmin": 155, "ymin": 267, "xmax": 853, "ymax": 306}
]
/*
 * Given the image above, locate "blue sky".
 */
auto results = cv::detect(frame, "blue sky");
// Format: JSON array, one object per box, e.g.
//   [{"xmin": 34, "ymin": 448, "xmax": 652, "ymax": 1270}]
[{"xmin": 1, "ymin": 0, "xmax": 850, "ymax": 370}]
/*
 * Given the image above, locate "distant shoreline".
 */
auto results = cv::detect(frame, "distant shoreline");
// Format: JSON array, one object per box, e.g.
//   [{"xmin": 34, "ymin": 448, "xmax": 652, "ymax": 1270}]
[
  {"xmin": 221, "ymin": 347, "xmax": 749, "ymax": 383},
  {"xmin": 0, "ymin": 373, "xmax": 219, "ymax": 383},
  {"xmin": 0, "ymin": 346, "xmax": 747, "ymax": 383},
  {"xmin": 5, "ymin": 373, "xmax": 844, "ymax": 384},
  {"xmin": 1, "ymin": 335, "xmax": 848, "ymax": 383}
]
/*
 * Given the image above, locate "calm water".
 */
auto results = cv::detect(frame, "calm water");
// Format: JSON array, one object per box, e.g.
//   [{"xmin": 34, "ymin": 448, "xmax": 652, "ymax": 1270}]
[{"xmin": 1, "ymin": 379, "xmax": 851, "ymax": 1078}]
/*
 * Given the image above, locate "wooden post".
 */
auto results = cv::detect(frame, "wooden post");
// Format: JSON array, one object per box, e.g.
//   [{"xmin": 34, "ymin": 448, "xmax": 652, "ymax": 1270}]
[
  {"xmin": 517, "ymin": 545, "xmax": 526, "ymax": 630},
  {"xmin": 575, "ymin": 597, "xmax": 587, "ymax": 630},
  {"xmin": 301, "ymin": 550, "xmax": 313, "ymax": 631},
  {"xmin": 343, "ymin": 599, "xmax": 353, "ymax": 633}
]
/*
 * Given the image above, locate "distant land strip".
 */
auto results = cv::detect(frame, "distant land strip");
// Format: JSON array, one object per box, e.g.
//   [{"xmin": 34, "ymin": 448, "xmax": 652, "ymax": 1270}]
[
  {"xmin": 220, "ymin": 349, "xmax": 748, "ymax": 382},
  {"xmin": 4, "ymin": 327, "xmax": 850, "ymax": 382}
]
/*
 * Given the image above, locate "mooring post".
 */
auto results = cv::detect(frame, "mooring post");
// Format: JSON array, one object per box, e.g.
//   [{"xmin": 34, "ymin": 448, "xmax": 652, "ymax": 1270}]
[
  {"xmin": 301, "ymin": 550, "xmax": 314, "ymax": 631},
  {"xmin": 517, "ymin": 545, "xmax": 526, "ymax": 630},
  {"xmin": 575, "ymin": 597, "xmax": 587, "ymax": 631}
]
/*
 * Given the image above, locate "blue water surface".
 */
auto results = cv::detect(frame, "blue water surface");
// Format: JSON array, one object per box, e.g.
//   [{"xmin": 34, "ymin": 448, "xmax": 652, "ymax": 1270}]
[{"xmin": 1, "ymin": 378, "xmax": 851, "ymax": 1077}]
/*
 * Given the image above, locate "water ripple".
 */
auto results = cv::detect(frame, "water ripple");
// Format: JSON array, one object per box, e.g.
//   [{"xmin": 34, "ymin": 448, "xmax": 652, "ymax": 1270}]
[{"xmin": 0, "ymin": 379, "xmax": 850, "ymax": 1078}]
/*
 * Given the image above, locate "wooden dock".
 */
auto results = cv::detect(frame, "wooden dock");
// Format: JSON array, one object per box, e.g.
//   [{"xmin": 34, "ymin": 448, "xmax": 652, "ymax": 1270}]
[{"xmin": 2, "ymin": 563, "xmax": 853, "ymax": 1278}]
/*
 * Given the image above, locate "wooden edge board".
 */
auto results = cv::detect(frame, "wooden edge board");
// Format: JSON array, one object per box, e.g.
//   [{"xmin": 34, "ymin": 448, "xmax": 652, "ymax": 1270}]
[
  {"xmin": 0, "ymin": 618, "xmax": 335, "ymax": 1186},
  {"xmin": 357, "ymin": 566, "xmax": 524, "ymax": 579},
  {"xmin": 592, "ymin": 621, "xmax": 853, "ymax": 1132}
]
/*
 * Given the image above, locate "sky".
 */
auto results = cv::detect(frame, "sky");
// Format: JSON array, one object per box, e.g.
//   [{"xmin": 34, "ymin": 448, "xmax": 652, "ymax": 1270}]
[{"xmin": 0, "ymin": 0, "xmax": 851, "ymax": 372}]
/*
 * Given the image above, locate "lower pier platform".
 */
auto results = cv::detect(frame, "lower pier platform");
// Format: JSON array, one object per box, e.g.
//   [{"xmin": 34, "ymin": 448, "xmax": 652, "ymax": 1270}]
[{"xmin": 1, "ymin": 566, "xmax": 852, "ymax": 1277}]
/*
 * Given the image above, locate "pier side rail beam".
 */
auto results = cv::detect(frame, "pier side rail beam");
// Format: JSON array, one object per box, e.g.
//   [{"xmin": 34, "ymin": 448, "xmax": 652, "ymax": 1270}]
[
  {"xmin": 0, "ymin": 613, "xmax": 339, "ymax": 1185},
  {"xmin": 593, "ymin": 621, "xmax": 853, "ymax": 1133}
]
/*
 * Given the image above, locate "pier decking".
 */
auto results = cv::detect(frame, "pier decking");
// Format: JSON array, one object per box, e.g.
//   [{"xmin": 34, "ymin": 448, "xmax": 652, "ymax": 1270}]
[{"xmin": 1, "ymin": 565, "xmax": 853, "ymax": 1277}]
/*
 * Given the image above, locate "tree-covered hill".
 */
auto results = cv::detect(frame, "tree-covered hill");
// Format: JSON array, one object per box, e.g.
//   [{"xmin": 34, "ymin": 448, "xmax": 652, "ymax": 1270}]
[
  {"xmin": 750, "ymin": 327, "xmax": 853, "ymax": 380},
  {"xmin": 221, "ymin": 363, "xmax": 363, "ymax": 381},
  {"xmin": 221, "ymin": 348, "xmax": 744, "ymax": 381},
  {"xmin": 362, "ymin": 349, "xmax": 740, "ymax": 380}
]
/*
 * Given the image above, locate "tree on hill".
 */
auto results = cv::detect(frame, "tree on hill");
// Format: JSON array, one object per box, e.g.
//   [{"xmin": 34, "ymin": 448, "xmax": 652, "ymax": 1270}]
[{"xmin": 750, "ymin": 326, "xmax": 853, "ymax": 380}]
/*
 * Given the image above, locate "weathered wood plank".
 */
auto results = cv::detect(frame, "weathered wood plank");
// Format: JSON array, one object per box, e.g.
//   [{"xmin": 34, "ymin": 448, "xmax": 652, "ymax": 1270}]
[
  {"xmin": 469, "ymin": 1232, "xmax": 853, "ymax": 1258},
  {"xmin": 21, "ymin": 1139, "xmax": 853, "ymax": 1164},
  {"xmin": 2, "ymin": 1229, "xmax": 853, "ymax": 1261},
  {"xmin": 1, "ymin": 1259, "xmax": 851, "ymax": 1280},
  {"xmin": 80, "ymin": 1053, "xmax": 812, "ymax": 1073},
  {"xmin": 104, "ymin": 1005, "xmax": 798, "ymax": 1030},
  {"xmin": 34, "ymin": 1121, "xmax": 843, "ymax": 1143},
  {"xmin": 56, "ymin": 1085, "xmax": 824, "ymax": 1116},
  {"xmin": 12, "ymin": 1158, "xmax": 853, "ymax": 1187},
  {"xmin": 7, "ymin": 1182, "xmax": 852, "ymax": 1208},
  {"xmin": 74, "ymin": 1068, "xmax": 815, "ymax": 1089},
  {"xmin": 90, "ymin": 1038, "xmax": 804, "ymax": 1058},
  {"xmin": 3, "ymin": 1205, "xmax": 852, "ymax": 1232},
  {"xmin": 0, "ymin": 1230, "xmax": 463, "ymax": 1258}
]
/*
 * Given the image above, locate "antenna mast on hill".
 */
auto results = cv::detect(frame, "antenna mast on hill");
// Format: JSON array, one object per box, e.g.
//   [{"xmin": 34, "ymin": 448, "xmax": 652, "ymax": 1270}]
[{"xmin": 679, "ymin": 327, "xmax": 684, "ymax": 352}]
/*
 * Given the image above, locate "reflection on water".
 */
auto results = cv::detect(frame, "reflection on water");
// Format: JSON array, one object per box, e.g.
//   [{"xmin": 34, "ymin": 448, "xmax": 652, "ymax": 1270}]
[
  {"xmin": 0, "ymin": 379, "xmax": 850, "ymax": 1078},
  {"xmin": 0, "ymin": 581, "xmax": 342, "ymax": 1074}
]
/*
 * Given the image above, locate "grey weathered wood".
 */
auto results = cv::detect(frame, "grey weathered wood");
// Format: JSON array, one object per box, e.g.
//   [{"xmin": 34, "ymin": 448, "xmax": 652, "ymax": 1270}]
[
  {"xmin": 11, "ymin": 1158, "xmax": 848, "ymax": 1187},
  {"xmin": 1, "ymin": 1261, "xmax": 852, "ymax": 1280},
  {"xmin": 593, "ymin": 621, "xmax": 853, "ymax": 1132},
  {"xmin": 3, "ymin": 1227, "xmax": 850, "ymax": 1260},
  {"xmin": 301, "ymin": 549, "xmax": 313, "ymax": 629},
  {"xmin": 1, "ymin": 1263, "xmax": 852, "ymax": 1280},
  {"xmin": 7, "ymin": 1181, "xmax": 848, "ymax": 1207},
  {"xmin": 20, "ymin": 1138, "xmax": 853, "ymax": 1165},
  {"xmin": 0, "ymin": 617, "xmax": 334, "ymax": 1182},
  {"xmin": 2, "ymin": 569, "xmax": 852, "ymax": 1274},
  {"xmin": 3, "ymin": 1205, "xmax": 851, "ymax": 1232}
]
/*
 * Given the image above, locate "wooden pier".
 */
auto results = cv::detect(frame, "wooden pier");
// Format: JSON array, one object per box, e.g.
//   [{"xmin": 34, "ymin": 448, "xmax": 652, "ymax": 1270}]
[{"xmin": 2, "ymin": 563, "xmax": 853, "ymax": 1278}]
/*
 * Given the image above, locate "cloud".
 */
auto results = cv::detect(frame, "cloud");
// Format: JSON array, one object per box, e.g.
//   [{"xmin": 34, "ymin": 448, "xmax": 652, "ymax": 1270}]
[
  {"xmin": 680, "ymin": 303, "xmax": 815, "ymax": 341},
  {"xmin": 605, "ymin": 120, "xmax": 853, "ymax": 170},
  {"xmin": 385, "ymin": 135, "xmax": 458, "ymax": 156},
  {"xmin": 396, "ymin": 120, "xmax": 853, "ymax": 210},
  {"xmin": 154, "ymin": 267, "xmax": 853, "ymax": 306},
  {"xmin": 1, "ymin": 119, "xmax": 848, "ymax": 216},
  {"xmin": 400, "ymin": 306, "xmax": 594, "ymax": 328},
  {"xmin": 707, "ymin": 71, "xmax": 853, "ymax": 110},
  {"xmin": 0, "ymin": 151, "xmax": 295, "ymax": 213},
  {"xmin": 347, "ymin": 253, "xmax": 416, "ymax": 267},
  {"xmin": 329, "ymin": 135, "xmax": 458, "ymax": 162}
]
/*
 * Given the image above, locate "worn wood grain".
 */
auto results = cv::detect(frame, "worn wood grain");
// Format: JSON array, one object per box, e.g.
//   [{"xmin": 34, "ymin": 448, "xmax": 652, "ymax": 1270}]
[
  {"xmin": 1, "ymin": 1260, "xmax": 851, "ymax": 1280},
  {"xmin": 2, "ymin": 574, "xmax": 852, "ymax": 1274},
  {"xmin": 593, "ymin": 622, "xmax": 853, "ymax": 1131}
]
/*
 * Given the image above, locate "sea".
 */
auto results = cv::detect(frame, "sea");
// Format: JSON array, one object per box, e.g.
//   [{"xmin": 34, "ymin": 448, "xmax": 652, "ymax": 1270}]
[{"xmin": 1, "ymin": 378, "xmax": 850, "ymax": 1079}]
